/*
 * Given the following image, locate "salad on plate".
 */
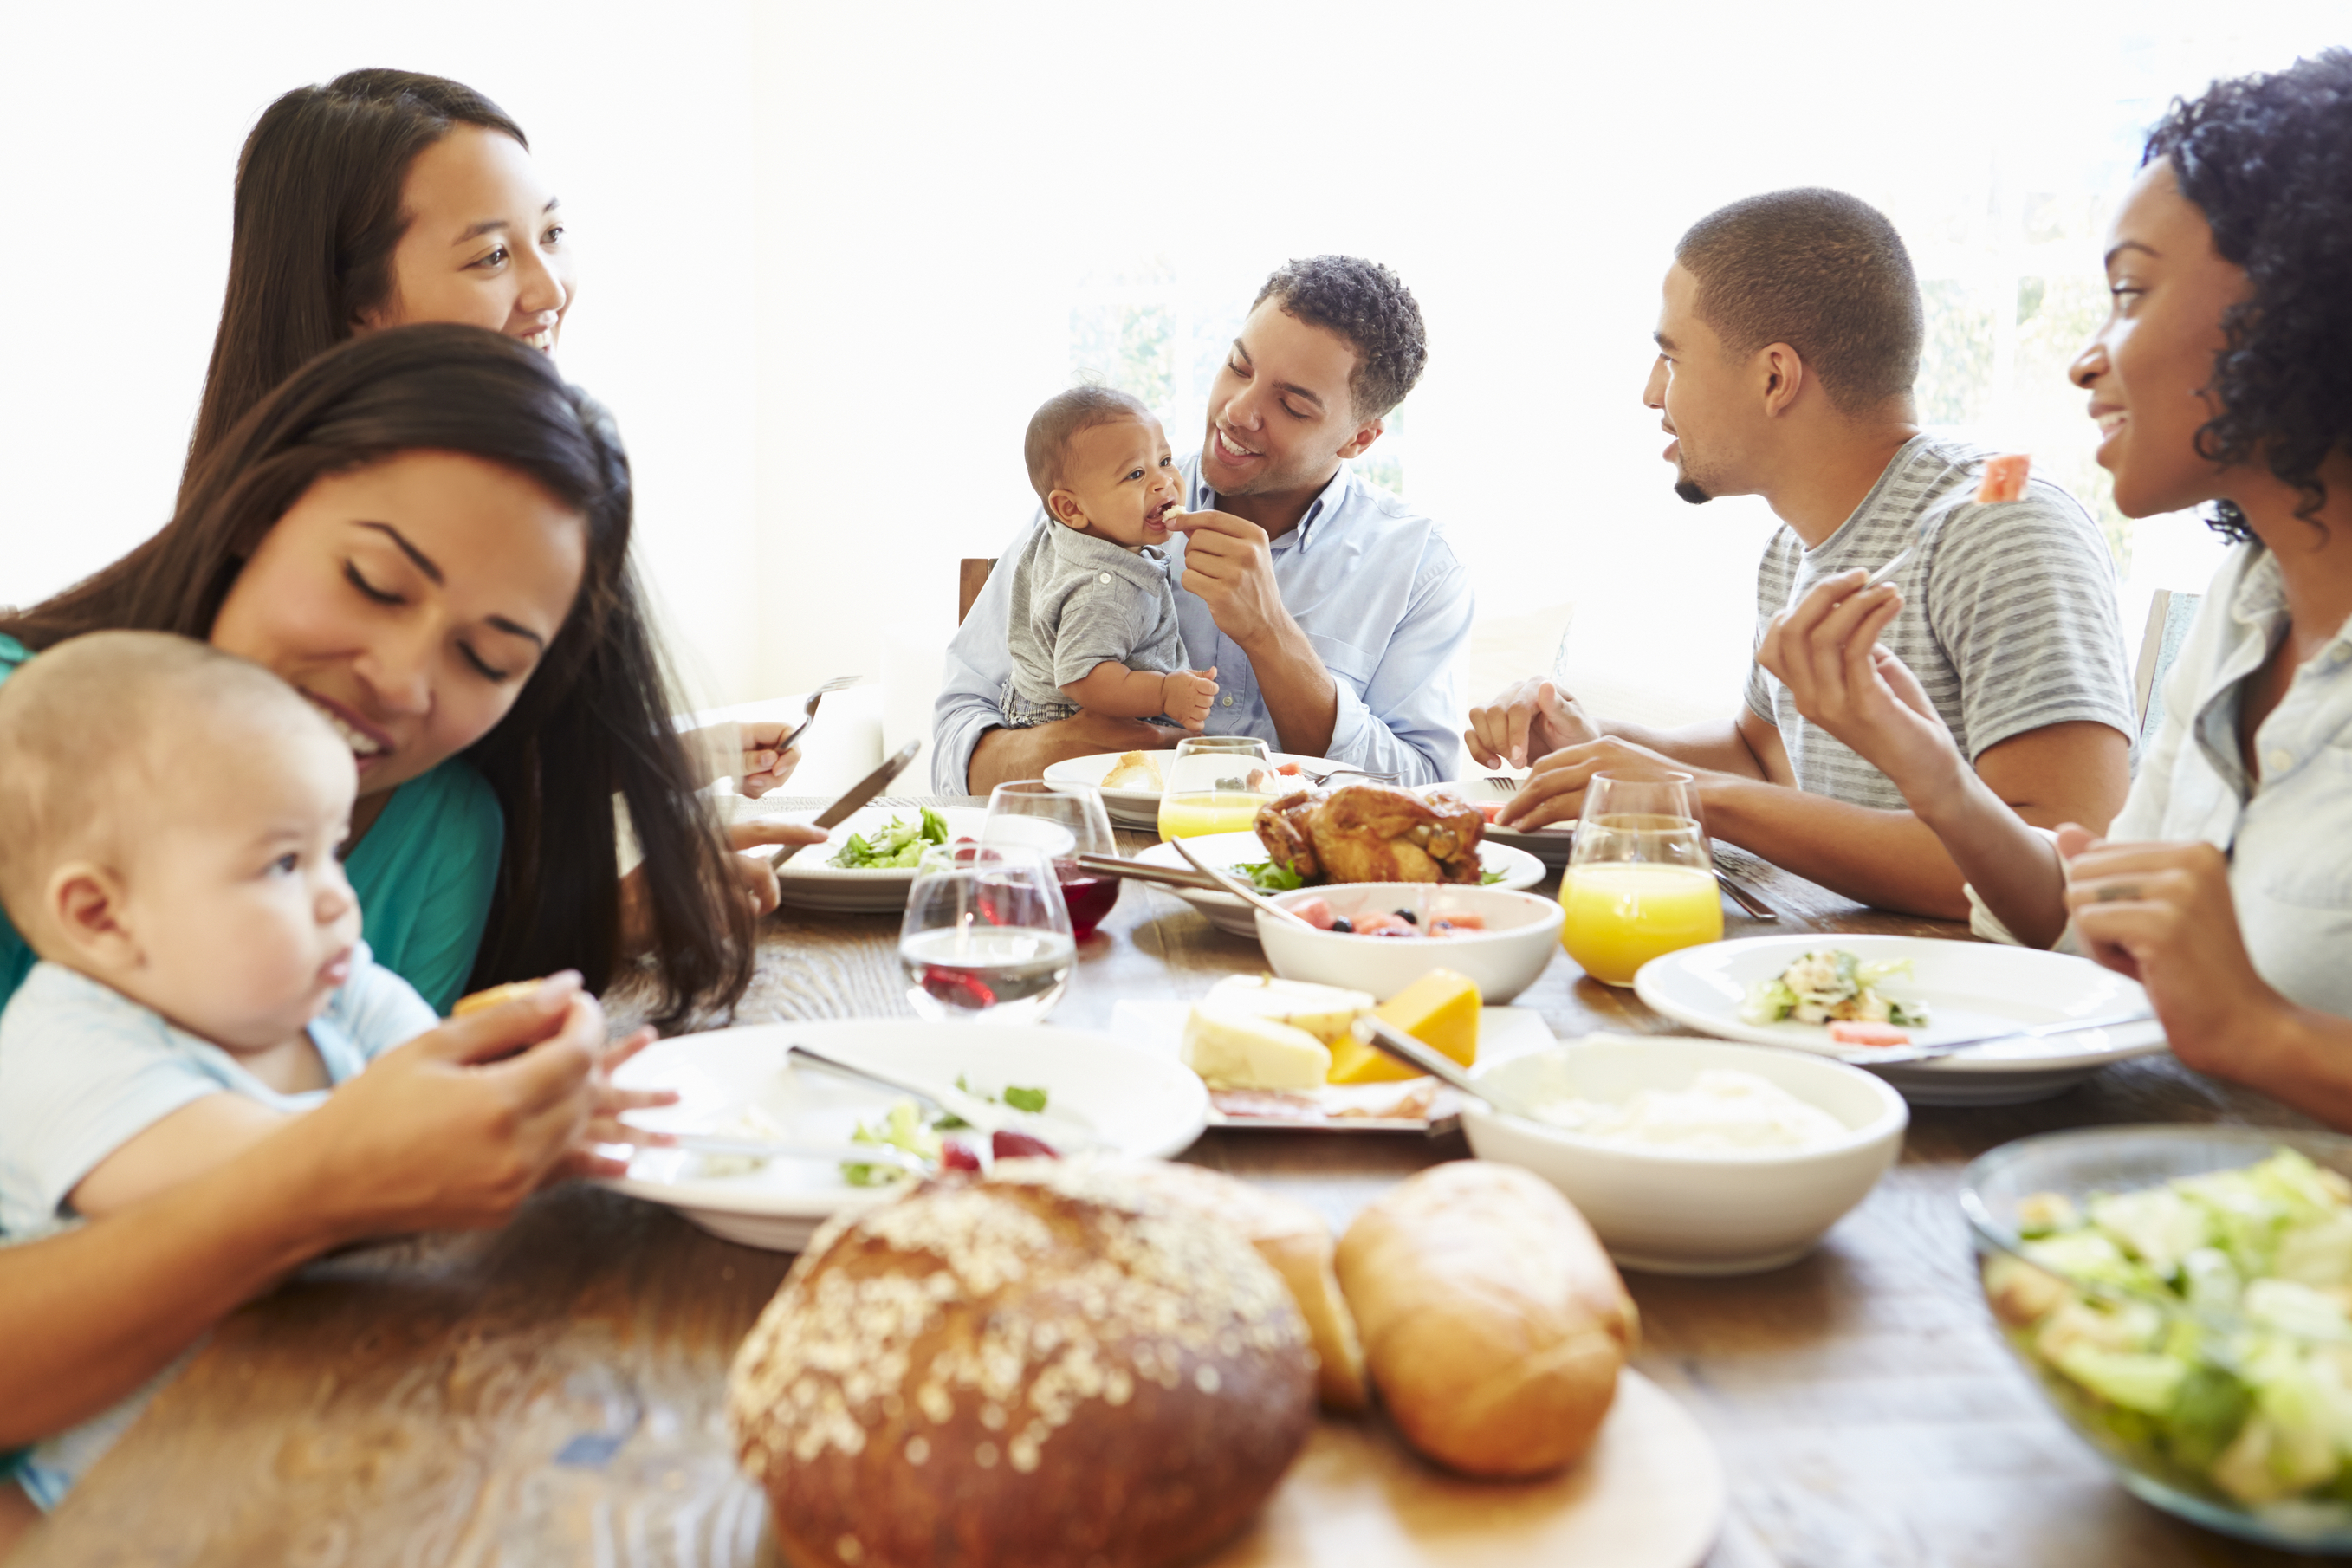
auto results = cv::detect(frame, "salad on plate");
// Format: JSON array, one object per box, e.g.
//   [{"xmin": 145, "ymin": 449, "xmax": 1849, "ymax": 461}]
[{"xmin": 1742, "ymin": 949, "xmax": 1931, "ymax": 1038}]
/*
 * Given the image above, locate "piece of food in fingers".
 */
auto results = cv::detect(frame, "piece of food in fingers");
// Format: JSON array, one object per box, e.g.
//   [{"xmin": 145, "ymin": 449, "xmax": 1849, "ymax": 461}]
[
  {"xmin": 728, "ymin": 1161, "xmax": 1315, "ymax": 1568},
  {"xmin": 450, "ymin": 979, "xmax": 543, "ymax": 1018},
  {"xmin": 1974, "ymin": 453, "xmax": 2031, "ymax": 505},
  {"xmin": 1337, "ymin": 1161, "xmax": 1637, "ymax": 1477}
]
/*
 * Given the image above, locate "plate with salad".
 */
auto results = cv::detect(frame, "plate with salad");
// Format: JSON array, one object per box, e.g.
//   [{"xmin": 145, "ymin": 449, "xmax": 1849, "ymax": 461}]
[
  {"xmin": 1127, "ymin": 831, "xmax": 1545, "ymax": 937},
  {"xmin": 1634, "ymin": 936, "xmax": 2167, "ymax": 1106},
  {"xmin": 602, "ymin": 1018, "xmax": 1209, "ymax": 1250},
  {"xmin": 758, "ymin": 803, "xmax": 989, "ymax": 913}
]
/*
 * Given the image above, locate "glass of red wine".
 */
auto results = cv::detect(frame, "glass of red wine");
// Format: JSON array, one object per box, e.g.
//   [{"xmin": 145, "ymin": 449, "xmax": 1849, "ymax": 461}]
[{"xmin": 982, "ymin": 780, "xmax": 1122, "ymax": 941}]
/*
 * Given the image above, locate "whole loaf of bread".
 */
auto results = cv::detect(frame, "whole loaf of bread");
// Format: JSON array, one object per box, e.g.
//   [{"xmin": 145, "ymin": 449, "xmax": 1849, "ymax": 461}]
[
  {"xmin": 1336, "ymin": 1160, "xmax": 1637, "ymax": 1477},
  {"xmin": 728, "ymin": 1160, "xmax": 1318, "ymax": 1568}
]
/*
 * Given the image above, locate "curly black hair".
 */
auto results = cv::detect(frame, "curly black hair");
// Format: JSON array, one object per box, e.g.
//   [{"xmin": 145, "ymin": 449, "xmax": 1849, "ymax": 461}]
[
  {"xmin": 2143, "ymin": 49, "xmax": 2352, "ymax": 541},
  {"xmin": 1253, "ymin": 256, "xmax": 1427, "ymax": 422}
]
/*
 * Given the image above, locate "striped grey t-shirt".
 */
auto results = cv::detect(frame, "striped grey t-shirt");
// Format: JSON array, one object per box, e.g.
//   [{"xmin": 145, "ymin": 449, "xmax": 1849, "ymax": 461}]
[{"xmin": 1743, "ymin": 431, "xmax": 2135, "ymax": 812}]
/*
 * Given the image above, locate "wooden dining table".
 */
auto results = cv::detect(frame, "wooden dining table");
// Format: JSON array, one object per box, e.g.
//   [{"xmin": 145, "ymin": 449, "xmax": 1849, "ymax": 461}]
[{"xmin": 18, "ymin": 797, "xmax": 2335, "ymax": 1568}]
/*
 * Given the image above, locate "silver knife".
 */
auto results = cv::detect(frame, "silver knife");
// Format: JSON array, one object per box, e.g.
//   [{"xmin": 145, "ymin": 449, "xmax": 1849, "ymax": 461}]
[
  {"xmin": 787, "ymin": 1043, "xmax": 1114, "ymax": 1153},
  {"xmin": 1831, "ymin": 1009, "xmax": 2156, "ymax": 1066},
  {"xmin": 768, "ymin": 737, "xmax": 924, "ymax": 869}
]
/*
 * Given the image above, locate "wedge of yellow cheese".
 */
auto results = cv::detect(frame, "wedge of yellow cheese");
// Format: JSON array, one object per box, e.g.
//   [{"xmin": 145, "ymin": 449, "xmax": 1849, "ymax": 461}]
[
  {"xmin": 1182, "ymin": 1004, "xmax": 1334, "ymax": 1091},
  {"xmin": 1202, "ymin": 975, "xmax": 1374, "ymax": 1046},
  {"xmin": 1325, "ymin": 969, "xmax": 1482, "ymax": 1085}
]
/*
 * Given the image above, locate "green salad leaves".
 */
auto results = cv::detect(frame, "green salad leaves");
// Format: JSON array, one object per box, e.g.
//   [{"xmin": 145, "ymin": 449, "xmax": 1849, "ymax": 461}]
[{"xmin": 829, "ymin": 807, "xmax": 949, "ymax": 869}]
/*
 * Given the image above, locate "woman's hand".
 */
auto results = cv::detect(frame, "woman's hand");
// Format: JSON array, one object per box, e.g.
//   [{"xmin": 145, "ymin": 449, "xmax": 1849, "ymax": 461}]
[
  {"xmin": 736, "ymin": 722, "xmax": 804, "ymax": 799},
  {"xmin": 304, "ymin": 974, "xmax": 607, "ymax": 1238},
  {"xmin": 1466, "ymin": 678, "xmax": 1600, "ymax": 771},
  {"xmin": 1757, "ymin": 570, "xmax": 1966, "ymax": 804},
  {"xmin": 2057, "ymin": 827, "xmax": 2286, "ymax": 1075},
  {"xmin": 553, "ymin": 1026, "xmax": 678, "ymax": 1180},
  {"xmin": 1495, "ymin": 735, "xmax": 1731, "ymax": 831}
]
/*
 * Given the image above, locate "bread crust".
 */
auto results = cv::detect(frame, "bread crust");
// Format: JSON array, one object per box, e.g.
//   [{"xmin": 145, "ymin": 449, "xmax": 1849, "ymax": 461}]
[
  {"xmin": 1109, "ymin": 1161, "xmax": 1370, "ymax": 1413},
  {"xmin": 1336, "ymin": 1161, "xmax": 1637, "ymax": 1477},
  {"xmin": 729, "ymin": 1162, "xmax": 1317, "ymax": 1568}
]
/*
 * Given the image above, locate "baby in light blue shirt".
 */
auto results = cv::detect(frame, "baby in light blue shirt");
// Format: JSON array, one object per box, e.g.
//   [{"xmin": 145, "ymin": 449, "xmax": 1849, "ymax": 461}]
[{"xmin": 0, "ymin": 632, "xmax": 440, "ymax": 1512}]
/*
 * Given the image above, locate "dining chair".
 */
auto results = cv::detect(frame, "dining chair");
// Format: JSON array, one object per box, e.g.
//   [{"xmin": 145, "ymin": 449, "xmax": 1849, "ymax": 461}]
[
  {"xmin": 957, "ymin": 558, "xmax": 997, "ymax": 625},
  {"xmin": 2134, "ymin": 588, "xmax": 2202, "ymax": 745}
]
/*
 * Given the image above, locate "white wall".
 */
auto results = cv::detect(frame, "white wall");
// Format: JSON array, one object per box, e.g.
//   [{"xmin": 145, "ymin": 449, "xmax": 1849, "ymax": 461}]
[{"xmin": 3, "ymin": 1, "xmax": 2339, "ymax": 771}]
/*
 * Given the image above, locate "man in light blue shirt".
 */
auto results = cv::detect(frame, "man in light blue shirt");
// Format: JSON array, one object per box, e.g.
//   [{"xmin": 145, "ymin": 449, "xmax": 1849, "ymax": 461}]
[{"xmin": 936, "ymin": 256, "xmax": 1474, "ymax": 794}]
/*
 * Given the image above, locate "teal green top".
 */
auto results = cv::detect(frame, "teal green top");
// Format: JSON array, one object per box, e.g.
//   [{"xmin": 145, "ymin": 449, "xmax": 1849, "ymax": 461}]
[{"xmin": 0, "ymin": 634, "xmax": 503, "ymax": 1018}]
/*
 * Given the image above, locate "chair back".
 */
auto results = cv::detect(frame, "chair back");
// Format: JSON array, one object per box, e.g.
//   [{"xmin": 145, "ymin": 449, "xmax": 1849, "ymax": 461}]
[
  {"xmin": 2135, "ymin": 588, "xmax": 2202, "ymax": 743},
  {"xmin": 958, "ymin": 558, "xmax": 997, "ymax": 625}
]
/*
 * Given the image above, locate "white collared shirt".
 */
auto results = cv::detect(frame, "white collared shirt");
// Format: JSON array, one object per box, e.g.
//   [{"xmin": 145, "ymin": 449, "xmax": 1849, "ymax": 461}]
[
  {"xmin": 934, "ymin": 453, "xmax": 1474, "ymax": 792},
  {"xmin": 2111, "ymin": 542, "xmax": 2352, "ymax": 1014}
]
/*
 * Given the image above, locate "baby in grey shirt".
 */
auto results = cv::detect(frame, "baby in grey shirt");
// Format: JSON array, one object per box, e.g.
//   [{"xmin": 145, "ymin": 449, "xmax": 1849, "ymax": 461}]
[{"xmin": 1001, "ymin": 386, "xmax": 1219, "ymax": 730}]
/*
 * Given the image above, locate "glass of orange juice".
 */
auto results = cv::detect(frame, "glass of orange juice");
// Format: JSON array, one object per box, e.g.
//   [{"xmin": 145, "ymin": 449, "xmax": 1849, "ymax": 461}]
[
  {"xmin": 1157, "ymin": 735, "xmax": 1275, "ymax": 839},
  {"xmin": 1558, "ymin": 772, "xmax": 1723, "ymax": 986}
]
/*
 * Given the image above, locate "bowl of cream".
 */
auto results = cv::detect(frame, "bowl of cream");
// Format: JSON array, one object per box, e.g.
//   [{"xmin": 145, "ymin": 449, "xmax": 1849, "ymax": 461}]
[{"xmin": 1461, "ymin": 1033, "xmax": 1907, "ymax": 1275}]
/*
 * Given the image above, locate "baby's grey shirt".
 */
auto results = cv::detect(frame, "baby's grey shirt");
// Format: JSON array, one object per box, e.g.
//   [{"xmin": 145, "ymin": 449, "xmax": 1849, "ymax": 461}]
[{"xmin": 1004, "ymin": 520, "xmax": 1190, "ymax": 708}]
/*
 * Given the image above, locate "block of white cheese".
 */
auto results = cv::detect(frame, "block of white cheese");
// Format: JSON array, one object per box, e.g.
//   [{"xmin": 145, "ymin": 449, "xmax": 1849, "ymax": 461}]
[
  {"xmin": 1202, "ymin": 975, "xmax": 1375, "ymax": 1046},
  {"xmin": 1182, "ymin": 1004, "xmax": 1333, "ymax": 1091}
]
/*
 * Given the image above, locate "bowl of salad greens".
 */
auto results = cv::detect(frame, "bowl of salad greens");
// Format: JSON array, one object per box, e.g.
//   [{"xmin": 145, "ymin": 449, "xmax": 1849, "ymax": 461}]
[
  {"xmin": 1963, "ymin": 1125, "xmax": 2352, "ymax": 1551},
  {"xmin": 763, "ymin": 804, "xmax": 989, "ymax": 913}
]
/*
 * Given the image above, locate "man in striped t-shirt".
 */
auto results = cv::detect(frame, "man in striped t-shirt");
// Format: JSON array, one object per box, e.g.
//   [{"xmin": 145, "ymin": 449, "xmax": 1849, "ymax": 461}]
[{"xmin": 1468, "ymin": 189, "xmax": 2134, "ymax": 920}]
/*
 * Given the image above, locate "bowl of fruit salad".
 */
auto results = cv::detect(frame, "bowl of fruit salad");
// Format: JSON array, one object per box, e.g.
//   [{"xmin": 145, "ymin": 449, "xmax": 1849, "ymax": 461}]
[
  {"xmin": 1256, "ymin": 883, "xmax": 1563, "ymax": 1003},
  {"xmin": 1964, "ymin": 1125, "xmax": 2352, "ymax": 1552}
]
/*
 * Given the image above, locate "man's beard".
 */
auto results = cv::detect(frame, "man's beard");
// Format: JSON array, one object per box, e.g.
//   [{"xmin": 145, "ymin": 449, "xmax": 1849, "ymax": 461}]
[{"xmin": 1674, "ymin": 475, "xmax": 1713, "ymax": 505}]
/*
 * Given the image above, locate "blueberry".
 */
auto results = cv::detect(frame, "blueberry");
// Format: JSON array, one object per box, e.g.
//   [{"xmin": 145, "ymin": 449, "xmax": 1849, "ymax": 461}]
[
  {"xmin": 1394, "ymin": 908, "xmax": 1418, "ymax": 925},
  {"xmin": 1330, "ymin": 917, "xmax": 1354, "ymax": 934}
]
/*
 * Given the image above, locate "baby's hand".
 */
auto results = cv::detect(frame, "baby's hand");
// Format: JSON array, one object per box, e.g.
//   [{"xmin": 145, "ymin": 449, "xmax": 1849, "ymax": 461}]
[{"xmin": 1162, "ymin": 667, "xmax": 1219, "ymax": 731}]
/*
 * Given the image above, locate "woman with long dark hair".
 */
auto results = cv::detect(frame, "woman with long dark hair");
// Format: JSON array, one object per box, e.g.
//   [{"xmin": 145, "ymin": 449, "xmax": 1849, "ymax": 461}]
[
  {"xmin": 1759, "ymin": 51, "xmax": 2352, "ymax": 1122},
  {"xmin": 184, "ymin": 68, "xmax": 799, "ymax": 794},
  {"xmin": 3, "ymin": 324, "xmax": 768, "ymax": 1027}
]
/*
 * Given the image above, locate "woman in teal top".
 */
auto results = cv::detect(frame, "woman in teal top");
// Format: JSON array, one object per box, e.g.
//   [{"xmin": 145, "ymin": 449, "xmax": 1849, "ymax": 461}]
[{"xmin": 0, "ymin": 325, "xmax": 770, "ymax": 1027}]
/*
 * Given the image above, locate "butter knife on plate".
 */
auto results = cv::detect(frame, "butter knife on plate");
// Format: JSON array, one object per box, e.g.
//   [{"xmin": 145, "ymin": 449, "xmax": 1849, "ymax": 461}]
[{"xmin": 768, "ymin": 737, "xmax": 924, "ymax": 869}]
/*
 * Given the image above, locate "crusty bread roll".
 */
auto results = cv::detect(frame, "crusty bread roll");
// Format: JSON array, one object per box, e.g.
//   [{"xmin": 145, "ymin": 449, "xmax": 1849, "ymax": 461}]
[
  {"xmin": 1111, "ymin": 1160, "xmax": 1370, "ymax": 1413},
  {"xmin": 729, "ymin": 1162, "xmax": 1317, "ymax": 1568},
  {"xmin": 1101, "ymin": 749, "xmax": 1163, "ymax": 791},
  {"xmin": 1335, "ymin": 1161, "xmax": 1637, "ymax": 1477}
]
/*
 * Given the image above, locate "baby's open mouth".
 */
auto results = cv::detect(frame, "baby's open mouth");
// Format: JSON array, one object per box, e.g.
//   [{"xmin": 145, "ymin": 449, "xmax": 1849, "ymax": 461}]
[{"xmin": 1146, "ymin": 500, "xmax": 1179, "ymax": 528}]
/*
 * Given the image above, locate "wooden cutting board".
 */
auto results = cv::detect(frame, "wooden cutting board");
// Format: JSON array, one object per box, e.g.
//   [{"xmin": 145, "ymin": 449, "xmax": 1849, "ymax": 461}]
[{"xmin": 1205, "ymin": 1370, "xmax": 1724, "ymax": 1568}]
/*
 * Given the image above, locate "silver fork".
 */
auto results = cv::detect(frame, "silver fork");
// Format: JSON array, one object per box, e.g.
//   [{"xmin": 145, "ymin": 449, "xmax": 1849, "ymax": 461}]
[
  {"xmin": 777, "ymin": 674, "xmax": 865, "ymax": 753},
  {"xmin": 1301, "ymin": 764, "xmax": 1401, "ymax": 786}
]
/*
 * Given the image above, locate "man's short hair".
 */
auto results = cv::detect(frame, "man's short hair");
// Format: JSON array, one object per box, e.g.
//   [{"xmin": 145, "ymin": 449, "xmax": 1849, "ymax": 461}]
[
  {"xmin": 1253, "ymin": 256, "xmax": 1427, "ymax": 422},
  {"xmin": 1024, "ymin": 384, "xmax": 1153, "ymax": 505},
  {"xmin": 1675, "ymin": 189, "xmax": 1923, "ymax": 414},
  {"xmin": 0, "ymin": 632, "xmax": 318, "ymax": 922}
]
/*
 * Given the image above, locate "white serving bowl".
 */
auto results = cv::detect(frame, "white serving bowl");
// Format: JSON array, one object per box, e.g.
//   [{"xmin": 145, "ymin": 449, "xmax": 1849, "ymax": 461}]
[
  {"xmin": 1255, "ymin": 883, "xmax": 1564, "ymax": 1003},
  {"xmin": 1461, "ymin": 1035, "xmax": 1907, "ymax": 1275}
]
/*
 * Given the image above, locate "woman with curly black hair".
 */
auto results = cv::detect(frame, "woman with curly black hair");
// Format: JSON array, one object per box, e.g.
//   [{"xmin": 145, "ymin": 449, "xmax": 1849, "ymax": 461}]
[{"xmin": 1756, "ymin": 49, "xmax": 2352, "ymax": 1123}]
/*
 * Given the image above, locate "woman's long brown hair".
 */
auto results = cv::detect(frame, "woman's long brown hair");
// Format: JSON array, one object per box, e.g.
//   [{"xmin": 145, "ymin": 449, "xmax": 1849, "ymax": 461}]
[
  {"xmin": 7, "ymin": 325, "xmax": 754, "ymax": 1029},
  {"xmin": 184, "ymin": 69, "xmax": 525, "ymax": 489}
]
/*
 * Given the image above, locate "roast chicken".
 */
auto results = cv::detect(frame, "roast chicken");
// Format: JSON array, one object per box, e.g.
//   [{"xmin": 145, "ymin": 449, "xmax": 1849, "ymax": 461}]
[{"xmin": 1253, "ymin": 784, "xmax": 1486, "ymax": 885}]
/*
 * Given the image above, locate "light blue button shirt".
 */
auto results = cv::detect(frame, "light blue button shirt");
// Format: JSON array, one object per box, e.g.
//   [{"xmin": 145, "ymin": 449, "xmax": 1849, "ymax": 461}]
[
  {"xmin": 934, "ymin": 454, "xmax": 1474, "ymax": 793},
  {"xmin": 2109, "ymin": 542, "xmax": 2352, "ymax": 1015}
]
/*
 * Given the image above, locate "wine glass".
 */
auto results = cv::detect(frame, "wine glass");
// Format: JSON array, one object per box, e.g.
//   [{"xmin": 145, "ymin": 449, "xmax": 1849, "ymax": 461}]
[
  {"xmin": 1558, "ymin": 772, "xmax": 1723, "ymax": 987},
  {"xmin": 898, "ymin": 844, "xmax": 1074, "ymax": 1023},
  {"xmin": 1157, "ymin": 735, "xmax": 1276, "ymax": 840},
  {"xmin": 983, "ymin": 780, "xmax": 1121, "ymax": 941}
]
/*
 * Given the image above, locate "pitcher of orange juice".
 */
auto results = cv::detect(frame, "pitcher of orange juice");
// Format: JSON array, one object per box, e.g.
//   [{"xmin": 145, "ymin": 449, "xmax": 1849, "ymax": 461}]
[{"xmin": 1559, "ymin": 772, "xmax": 1723, "ymax": 986}]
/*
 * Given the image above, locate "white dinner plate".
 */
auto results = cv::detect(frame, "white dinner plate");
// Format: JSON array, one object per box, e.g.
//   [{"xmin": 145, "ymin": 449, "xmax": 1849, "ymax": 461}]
[
  {"xmin": 1426, "ymin": 776, "xmax": 1577, "ymax": 868},
  {"xmin": 751, "ymin": 804, "xmax": 990, "ymax": 913},
  {"xmin": 1041, "ymin": 750, "xmax": 1334, "ymax": 829},
  {"xmin": 1634, "ymin": 935, "xmax": 2168, "ymax": 1106},
  {"xmin": 602, "ymin": 1020, "xmax": 1210, "ymax": 1251},
  {"xmin": 1131, "ymin": 832, "xmax": 1548, "ymax": 937}
]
